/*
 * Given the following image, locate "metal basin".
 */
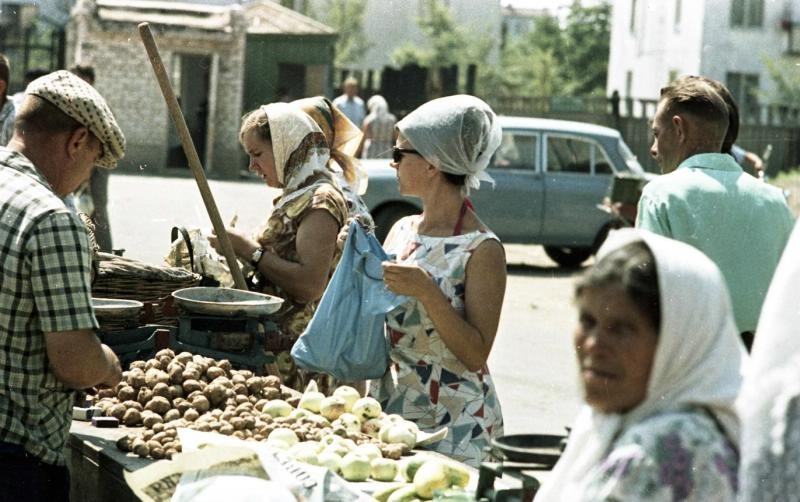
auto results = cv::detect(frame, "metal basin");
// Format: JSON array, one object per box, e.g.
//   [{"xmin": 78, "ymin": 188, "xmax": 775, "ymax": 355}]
[
  {"xmin": 171, "ymin": 287, "xmax": 284, "ymax": 317},
  {"xmin": 92, "ymin": 298, "xmax": 144, "ymax": 320},
  {"xmin": 490, "ymin": 434, "xmax": 566, "ymax": 466}
]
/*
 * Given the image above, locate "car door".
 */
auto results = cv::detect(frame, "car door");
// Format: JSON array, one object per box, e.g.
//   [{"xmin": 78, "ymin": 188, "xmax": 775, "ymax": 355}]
[
  {"xmin": 540, "ymin": 133, "xmax": 615, "ymax": 247},
  {"xmin": 470, "ymin": 129, "xmax": 544, "ymax": 243}
]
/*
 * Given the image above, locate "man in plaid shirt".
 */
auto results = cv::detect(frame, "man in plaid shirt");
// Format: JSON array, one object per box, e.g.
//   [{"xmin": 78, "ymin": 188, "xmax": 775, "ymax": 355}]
[{"xmin": 0, "ymin": 71, "xmax": 125, "ymax": 501}]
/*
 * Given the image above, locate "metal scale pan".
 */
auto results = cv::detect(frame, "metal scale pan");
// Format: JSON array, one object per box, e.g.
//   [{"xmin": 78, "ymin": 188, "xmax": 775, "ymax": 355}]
[{"xmin": 171, "ymin": 287, "xmax": 283, "ymax": 317}]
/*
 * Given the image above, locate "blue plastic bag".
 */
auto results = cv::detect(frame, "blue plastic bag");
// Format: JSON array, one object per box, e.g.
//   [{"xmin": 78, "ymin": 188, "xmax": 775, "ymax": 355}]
[{"xmin": 291, "ymin": 221, "xmax": 406, "ymax": 380}]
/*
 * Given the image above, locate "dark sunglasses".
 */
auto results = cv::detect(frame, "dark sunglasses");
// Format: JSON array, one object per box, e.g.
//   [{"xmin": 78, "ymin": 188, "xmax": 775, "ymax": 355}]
[{"xmin": 392, "ymin": 147, "xmax": 420, "ymax": 164}]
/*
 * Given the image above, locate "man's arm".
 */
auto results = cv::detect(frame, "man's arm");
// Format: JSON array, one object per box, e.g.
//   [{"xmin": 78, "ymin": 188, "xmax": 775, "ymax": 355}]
[
  {"xmin": 45, "ymin": 330, "xmax": 121, "ymax": 389},
  {"xmin": 635, "ymin": 191, "xmax": 672, "ymax": 236}
]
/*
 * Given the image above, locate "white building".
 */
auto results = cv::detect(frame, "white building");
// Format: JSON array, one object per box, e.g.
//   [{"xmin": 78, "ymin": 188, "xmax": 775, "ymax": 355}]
[{"xmin": 607, "ymin": 0, "xmax": 797, "ymax": 119}]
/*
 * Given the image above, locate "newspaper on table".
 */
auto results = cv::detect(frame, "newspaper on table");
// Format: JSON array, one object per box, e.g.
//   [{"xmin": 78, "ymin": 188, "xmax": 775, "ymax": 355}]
[{"xmin": 124, "ymin": 429, "xmax": 372, "ymax": 502}]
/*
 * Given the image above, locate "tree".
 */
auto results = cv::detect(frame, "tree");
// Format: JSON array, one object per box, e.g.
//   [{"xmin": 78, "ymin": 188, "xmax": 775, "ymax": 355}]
[
  {"xmin": 308, "ymin": 0, "xmax": 370, "ymax": 70},
  {"xmin": 764, "ymin": 56, "xmax": 800, "ymax": 105},
  {"xmin": 561, "ymin": 1, "xmax": 612, "ymax": 96}
]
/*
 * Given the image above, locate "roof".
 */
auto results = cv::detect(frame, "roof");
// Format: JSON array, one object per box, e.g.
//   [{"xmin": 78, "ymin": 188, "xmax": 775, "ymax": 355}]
[
  {"xmin": 244, "ymin": 1, "xmax": 335, "ymax": 36},
  {"xmin": 96, "ymin": 0, "xmax": 235, "ymax": 30},
  {"xmin": 93, "ymin": 0, "xmax": 335, "ymax": 35},
  {"xmin": 498, "ymin": 115, "xmax": 621, "ymax": 139}
]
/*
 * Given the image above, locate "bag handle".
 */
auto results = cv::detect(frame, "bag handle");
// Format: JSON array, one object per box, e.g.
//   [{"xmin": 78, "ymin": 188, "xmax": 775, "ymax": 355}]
[{"xmin": 170, "ymin": 226, "xmax": 197, "ymax": 274}]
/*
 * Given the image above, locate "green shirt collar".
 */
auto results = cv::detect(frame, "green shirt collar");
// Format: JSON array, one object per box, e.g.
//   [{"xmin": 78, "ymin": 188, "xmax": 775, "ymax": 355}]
[{"xmin": 677, "ymin": 152, "xmax": 742, "ymax": 173}]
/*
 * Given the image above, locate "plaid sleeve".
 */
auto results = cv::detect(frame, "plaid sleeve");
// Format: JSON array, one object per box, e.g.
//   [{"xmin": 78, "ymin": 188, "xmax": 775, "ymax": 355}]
[{"xmin": 28, "ymin": 211, "xmax": 98, "ymax": 332}]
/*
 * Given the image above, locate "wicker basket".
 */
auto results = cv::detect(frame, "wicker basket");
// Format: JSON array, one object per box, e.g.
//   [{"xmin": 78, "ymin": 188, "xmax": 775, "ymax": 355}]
[{"xmin": 92, "ymin": 252, "xmax": 200, "ymax": 325}]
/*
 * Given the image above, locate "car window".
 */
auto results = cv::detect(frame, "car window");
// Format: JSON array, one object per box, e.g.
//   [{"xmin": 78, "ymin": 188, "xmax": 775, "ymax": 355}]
[
  {"xmin": 546, "ymin": 135, "xmax": 614, "ymax": 175},
  {"xmin": 492, "ymin": 132, "xmax": 538, "ymax": 171}
]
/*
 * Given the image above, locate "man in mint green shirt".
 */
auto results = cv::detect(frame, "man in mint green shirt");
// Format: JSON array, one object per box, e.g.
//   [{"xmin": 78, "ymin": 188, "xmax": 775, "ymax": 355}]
[{"xmin": 637, "ymin": 77, "xmax": 794, "ymax": 344}]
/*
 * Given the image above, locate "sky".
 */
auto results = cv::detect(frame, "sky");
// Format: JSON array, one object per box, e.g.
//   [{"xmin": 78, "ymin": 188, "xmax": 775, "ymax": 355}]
[{"xmin": 501, "ymin": 0, "xmax": 600, "ymax": 9}]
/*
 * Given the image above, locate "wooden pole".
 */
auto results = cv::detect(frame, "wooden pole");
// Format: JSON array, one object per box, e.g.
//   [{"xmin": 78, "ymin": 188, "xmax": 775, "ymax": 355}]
[{"xmin": 138, "ymin": 22, "xmax": 248, "ymax": 290}]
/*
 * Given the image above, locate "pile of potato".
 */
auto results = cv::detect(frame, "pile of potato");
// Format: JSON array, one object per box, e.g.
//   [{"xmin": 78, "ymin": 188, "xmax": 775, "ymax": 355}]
[{"xmin": 99, "ymin": 349, "xmax": 411, "ymax": 463}]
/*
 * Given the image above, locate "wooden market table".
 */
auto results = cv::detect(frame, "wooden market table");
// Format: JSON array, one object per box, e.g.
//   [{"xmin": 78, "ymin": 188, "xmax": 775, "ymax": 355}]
[{"xmin": 68, "ymin": 421, "xmax": 151, "ymax": 502}]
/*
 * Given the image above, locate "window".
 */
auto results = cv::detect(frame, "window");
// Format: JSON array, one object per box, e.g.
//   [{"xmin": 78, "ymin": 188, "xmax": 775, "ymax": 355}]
[
  {"xmin": 727, "ymin": 72, "xmax": 760, "ymax": 123},
  {"xmin": 546, "ymin": 136, "xmax": 613, "ymax": 175},
  {"xmin": 629, "ymin": 0, "xmax": 637, "ymax": 33},
  {"xmin": 674, "ymin": 0, "xmax": 682, "ymax": 31},
  {"xmin": 492, "ymin": 133, "xmax": 538, "ymax": 171},
  {"xmin": 731, "ymin": 0, "xmax": 764, "ymax": 27},
  {"xmin": 668, "ymin": 69, "xmax": 678, "ymax": 84}
]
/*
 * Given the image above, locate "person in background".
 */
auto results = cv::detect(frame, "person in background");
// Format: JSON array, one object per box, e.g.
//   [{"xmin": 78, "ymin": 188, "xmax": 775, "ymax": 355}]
[
  {"xmin": 637, "ymin": 76, "xmax": 794, "ymax": 350},
  {"xmin": 11, "ymin": 67, "xmax": 49, "ymax": 110},
  {"xmin": 0, "ymin": 53, "xmax": 15, "ymax": 146},
  {"xmin": 209, "ymin": 98, "xmax": 355, "ymax": 393},
  {"xmin": 373, "ymin": 95, "xmax": 506, "ymax": 468},
  {"xmin": 0, "ymin": 70, "xmax": 124, "ymax": 501},
  {"xmin": 332, "ymin": 76, "xmax": 366, "ymax": 130},
  {"xmin": 361, "ymin": 94, "xmax": 397, "ymax": 159},
  {"xmin": 738, "ymin": 220, "xmax": 800, "ymax": 500},
  {"xmin": 69, "ymin": 63, "xmax": 113, "ymax": 252},
  {"xmin": 535, "ymin": 229, "xmax": 744, "ymax": 501}
]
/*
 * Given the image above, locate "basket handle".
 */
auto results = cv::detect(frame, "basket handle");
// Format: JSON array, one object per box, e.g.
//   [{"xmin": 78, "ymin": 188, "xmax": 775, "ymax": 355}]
[{"xmin": 171, "ymin": 226, "xmax": 197, "ymax": 274}]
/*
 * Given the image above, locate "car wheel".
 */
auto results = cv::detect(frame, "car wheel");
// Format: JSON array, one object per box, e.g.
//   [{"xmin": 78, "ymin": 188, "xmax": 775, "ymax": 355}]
[
  {"xmin": 544, "ymin": 246, "xmax": 593, "ymax": 268},
  {"xmin": 373, "ymin": 204, "xmax": 418, "ymax": 244}
]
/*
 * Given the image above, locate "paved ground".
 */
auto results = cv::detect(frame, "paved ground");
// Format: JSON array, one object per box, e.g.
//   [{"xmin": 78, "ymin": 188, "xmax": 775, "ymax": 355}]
[{"xmin": 108, "ymin": 173, "xmax": 584, "ymax": 435}]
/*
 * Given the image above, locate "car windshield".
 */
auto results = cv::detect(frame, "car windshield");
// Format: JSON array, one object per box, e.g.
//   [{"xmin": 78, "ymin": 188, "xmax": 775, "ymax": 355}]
[{"xmin": 617, "ymin": 139, "xmax": 645, "ymax": 174}]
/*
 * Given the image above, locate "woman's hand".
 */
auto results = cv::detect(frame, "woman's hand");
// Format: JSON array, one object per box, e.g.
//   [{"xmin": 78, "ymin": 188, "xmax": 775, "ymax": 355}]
[
  {"xmin": 382, "ymin": 262, "xmax": 436, "ymax": 301},
  {"xmin": 208, "ymin": 228, "xmax": 259, "ymax": 261}
]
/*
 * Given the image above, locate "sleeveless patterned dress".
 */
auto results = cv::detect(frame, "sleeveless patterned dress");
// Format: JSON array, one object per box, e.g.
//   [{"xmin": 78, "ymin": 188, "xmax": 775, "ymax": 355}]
[{"xmin": 369, "ymin": 215, "xmax": 504, "ymax": 468}]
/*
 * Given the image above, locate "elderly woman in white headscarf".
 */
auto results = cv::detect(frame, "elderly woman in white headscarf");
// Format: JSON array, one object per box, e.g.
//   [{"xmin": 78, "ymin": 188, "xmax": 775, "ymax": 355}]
[
  {"xmin": 361, "ymin": 94, "xmax": 396, "ymax": 159},
  {"xmin": 535, "ymin": 229, "xmax": 745, "ymax": 501},
  {"xmin": 738, "ymin": 221, "xmax": 800, "ymax": 501},
  {"xmin": 372, "ymin": 95, "xmax": 505, "ymax": 467},
  {"xmin": 210, "ymin": 97, "xmax": 362, "ymax": 391}
]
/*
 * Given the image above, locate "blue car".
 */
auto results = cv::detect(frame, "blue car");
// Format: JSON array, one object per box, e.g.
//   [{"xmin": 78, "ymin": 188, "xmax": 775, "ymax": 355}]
[{"xmin": 360, "ymin": 116, "xmax": 652, "ymax": 267}]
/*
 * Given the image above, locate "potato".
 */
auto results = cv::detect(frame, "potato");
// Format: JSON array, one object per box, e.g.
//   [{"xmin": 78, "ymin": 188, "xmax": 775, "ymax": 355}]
[
  {"xmin": 286, "ymin": 396, "xmax": 301, "ymax": 408},
  {"xmin": 117, "ymin": 386, "xmax": 136, "ymax": 401},
  {"xmin": 196, "ymin": 422, "xmax": 211, "ymax": 432},
  {"xmin": 150, "ymin": 447, "xmax": 165, "ymax": 460},
  {"xmin": 169, "ymin": 384, "xmax": 184, "ymax": 400},
  {"xmin": 233, "ymin": 383, "xmax": 248, "ymax": 396},
  {"xmin": 158, "ymin": 355, "xmax": 172, "ymax": 369},
  {"xmin": 230, "ymin": 417, "xmax": 245, "ymax": 431},
  {"xmin": 210, "ymin": 409, "xmax": 223, "ymax": 418},
  {"xmin": 152, "ymin": 422, "xmax": 165, "ymax": 433},
  {"xmin": 184, "ymin": 408, "xmax": 200, "ymax": 422},
  {"xmin": 130, "ymin": 361, "xmax": 146, "ymax": 371},
  {"xmin": 142, "ymin": 413, "xmax": 163, "ymax": 429},
  {"xmin": 127, "ymin": 369, "xmax": 147, "ymax": 389},
  {"xmin": 175, "ymin": 352, "xmax": 193, "ymax": 365},
  {"xmin": 168, "ymin": 364, "xmax": 184, "ymax": 385},
  {"xmin": 235, "ymin": 394, "xmax": 249, "ymax": 405},
  {"xmin": 107, "ymin": 403, "xmax": 126, "ymax": 421},
  {"xmin": 190, "ymin": 395, "xmax": 210, "ymax": 413},
  {"xmin": 206, "ymin": 366, "xmax": 226, "ymax": 381},
  {"xmin": 264, "ymin": 375, "xmax": 281, "ymax": 390},
  {"xmin": 156, "ymin": 348, "xmax": 175, "ymax": 359},
  {"xmin": 231, "ymin": 374, "xmax": 246, "ymax": 385},
  {"xmin": 137, "ymin": 387, "xmax": 154, "ymax": 406},
  {"xmin": 97, "ymin": 389, "xmax": 117, "ymax": 399},
  {"xmin": 145, "ymin": 369, "xmax": 170, "ymax": 389},
  {"xmin": 262, "ymin": 387, "xmax": 280, "ymax": 400},
  {"xmin": 182, "ymin": 368, "xmax": 201, "ymax": 382},
  {"xmin": 219, "ymin": 424, "xmax": 234, "ymax": 436},
  {"xmin": 182, "ymin": 379, "xmax": 202, "ymax": 394},
  {"xmin": 141, "ymin": 430, "xmax": 155, "ymax": 441},
  {"xmin": 211, "ymin": 376, "xmax": 233, "ymax": 389},
  {"xmin": 133, "ymin": 442, "xmax": 150, "ymax": 458},
  {"xmin": 116, "ymin": 434, "xmax": 134, "ymax": 452},
  {"xmin": 145, "ymin": 396, "xmax": 171, "ymax": 415},
  {"xmin": 122, "ymin": 400, "xmax": 143, "ymax": 412},
  {"xmin": 145, "ymin": 359, "xmax": 162, "ymax": 372},
  {"xmin": 203, "ymin": 384, "xmax": 227, "ymax": 406},
  {"xmin": 147, "ymin": 439, "xmax": 162, "ymax": 451},
  {"xmin": 249, "ymin": 395, "xmax": 259, "ymax": 404},
  {"xmin": 151, "ymin": 382, "xmax": 170, "ymax": 400},
  {"xmin": 123, "ymin": 408, "xmax": 142, "ymax": 426},
  {"xmin": 218, "ymin": 359, "xmax": 232, "ymax": 374},
  {"xmin": 163, "ymin": 428, "xmax": 178, "ymax": 439},
  {"xmin": 246, "ymin": 377, "xmax": 266, "ymax": 395},
  {"xmin": 175, "ymin": 400, "xmax": 193, "ymax": 415}
]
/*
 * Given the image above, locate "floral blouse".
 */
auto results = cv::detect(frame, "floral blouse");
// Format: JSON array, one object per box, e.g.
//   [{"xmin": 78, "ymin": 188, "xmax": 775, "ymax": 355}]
[{"xmin": 578, "ymin": 408, "xmax": 738, "ymax": 501}]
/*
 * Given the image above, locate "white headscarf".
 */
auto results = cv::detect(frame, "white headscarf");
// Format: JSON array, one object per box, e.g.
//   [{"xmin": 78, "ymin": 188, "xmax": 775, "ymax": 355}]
[
  {"xmin": 738, "ymin": 220, "xmax": 800, "ymax": 496},
  {"xmin": 396, "ymin": 94, "xmax": 502, "ymax": 193},
  {"xmin": 366, "ymin": 95, "xmax": 390, "ymax": 117},
  {"xmin": 535, "ymin": 228, "xmax": 746, "ymax": 501}
]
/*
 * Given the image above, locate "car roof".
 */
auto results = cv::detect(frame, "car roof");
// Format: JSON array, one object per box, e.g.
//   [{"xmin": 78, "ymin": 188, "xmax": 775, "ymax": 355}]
[{"xmin": 498, "ymin": 115, "xmax": 622, "ymax": 139}]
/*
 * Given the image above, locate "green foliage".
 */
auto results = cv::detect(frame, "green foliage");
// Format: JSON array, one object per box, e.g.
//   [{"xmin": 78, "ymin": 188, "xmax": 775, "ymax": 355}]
[
  {"xmin": 309, "ymin": 0, "xmax": 371, "ymax": 69},
  {"xmin": 763, "ymin": 56, "xmax": 800, "ymax": 105},
  {"xmin": 485, "ymin": 0, "xmax": 611, "ymax": 98}
]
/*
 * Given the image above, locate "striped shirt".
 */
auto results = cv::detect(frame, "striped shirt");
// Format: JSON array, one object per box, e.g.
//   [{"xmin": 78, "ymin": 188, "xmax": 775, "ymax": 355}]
[{"xmin": 0, "ymin": 147, "xmax": 98, "ymax": 465}]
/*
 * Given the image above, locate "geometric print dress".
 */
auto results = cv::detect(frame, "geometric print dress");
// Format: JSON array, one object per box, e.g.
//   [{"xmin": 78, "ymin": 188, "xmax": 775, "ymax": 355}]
[{"xmin": 369, "ymin": 215, "xmax": 504, "ymax": 468}]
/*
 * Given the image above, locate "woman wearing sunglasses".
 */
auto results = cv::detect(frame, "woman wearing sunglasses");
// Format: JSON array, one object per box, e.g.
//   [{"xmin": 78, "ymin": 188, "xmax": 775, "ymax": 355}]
[{"xmin": 371, "ymin": 95, "xmax": 506, "ymax": 467}]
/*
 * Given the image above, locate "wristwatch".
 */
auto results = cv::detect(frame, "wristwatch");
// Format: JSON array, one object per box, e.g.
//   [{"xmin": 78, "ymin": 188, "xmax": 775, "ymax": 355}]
[{"xmin": 250, "ymin": 247, "xmax": 265, "ymax": 267}]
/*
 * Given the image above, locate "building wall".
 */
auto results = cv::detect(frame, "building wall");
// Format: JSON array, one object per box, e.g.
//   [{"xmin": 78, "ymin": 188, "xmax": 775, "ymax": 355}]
[
  {"xmin": 607, "ymin": 0, "xmax": 705, "ymax": 102},
  {"xmin": 66, "ymin": 10, "xmax": 247, "ymax": 177},
  {"xmin": 608, "ymin": 0, "xmax": 796, "ymax": 106}
]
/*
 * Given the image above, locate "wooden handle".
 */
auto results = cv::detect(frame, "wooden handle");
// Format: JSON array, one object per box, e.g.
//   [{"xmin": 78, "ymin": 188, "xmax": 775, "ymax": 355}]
[{"xmin": 138, "ymin": 22, "xmax": 248, "ymax": 290}]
